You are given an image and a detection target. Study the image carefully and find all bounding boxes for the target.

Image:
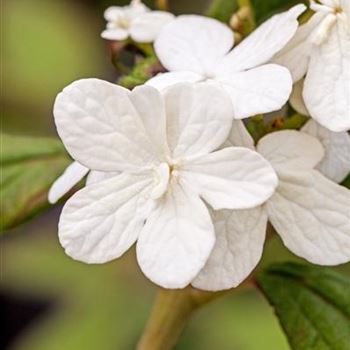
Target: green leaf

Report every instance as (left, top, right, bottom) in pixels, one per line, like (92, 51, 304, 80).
(1, 133, 70, 232)
(257, 262, 350, 350)
(251, 0, 307, 23)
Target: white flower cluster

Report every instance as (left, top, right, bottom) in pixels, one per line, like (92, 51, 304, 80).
(49, 1, 350, 290)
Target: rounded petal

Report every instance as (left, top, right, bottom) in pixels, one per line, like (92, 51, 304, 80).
(217, 4, 306, 74)
(137, 181, 215, 289)
(129, 11, 175, 43)
(219, 64, 293, 119)
(164, 82, 234, 158)
(48, 161, 89, 204)
(54, 79, 165, 172)
(257, 130, 325, 172)
(192, 207, 267, 291)
(154, 15, 234, 75)
(223, 120, 255, 149)
(86, 170, 117, 185)
(104, 6, 124, 21)
(303, 22, 350, 132)
(181, 147, 278, 210)
(267, 170, 350, 265)
(59, 173, 153, 264)
(272, 12, 326, 82)
(302, 119, 350, 182)
(129, 84, 169, 156)
(289, 79, 309, 115)
(146, 71, 203, 90)
(101, 28, 129, 41)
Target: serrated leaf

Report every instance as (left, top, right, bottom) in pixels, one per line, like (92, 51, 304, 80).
(257, 262, 350, 350)
(1, 133, 70, 232)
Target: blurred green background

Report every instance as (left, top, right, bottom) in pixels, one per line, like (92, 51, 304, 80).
(1, 1, 349, 349)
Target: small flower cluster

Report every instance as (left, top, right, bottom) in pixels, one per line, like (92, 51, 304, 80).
(50, 0, 350, 290)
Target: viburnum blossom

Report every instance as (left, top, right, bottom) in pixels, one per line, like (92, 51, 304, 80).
(193, 122, 350, 291)
(146, 5, 306, 118)
(274, 0, 350, 131)
(289, 80, 350, 183)
(101, 0, 174, 43)
(53, 79, 278, 288)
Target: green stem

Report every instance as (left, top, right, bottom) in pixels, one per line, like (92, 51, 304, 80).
(137, 282, 252, 350)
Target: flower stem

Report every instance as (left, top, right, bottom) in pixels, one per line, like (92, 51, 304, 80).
(137, 283, 251, 350)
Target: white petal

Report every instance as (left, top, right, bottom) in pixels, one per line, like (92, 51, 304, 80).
(146, 71, 202, 91)
(303, 22, 350, 132)
(181, 147, 278, 210)
(129, 11, 175, 43)
(137, 181, 215, 289)
(257, 130, 325, 172)
(86, 171, 117, 185)
(59, 172, 153, 264)
(289, 79, 309, 115)
(192, 207, 267, 291)
(104, 6, 124, 21)
(54, 79, 164, 172)
(302, 119, 350, 182)
(101, 28, 129, 41)
(164, 82, 234, 158)
(217, 4, 306, 74)
(129, 84, 169, 156)
(48, 162, 89, 204)
(272, 12, 327, 82)
(223, 120, 255, 150)
(340, 0, 350, 15)
(154, 15, 234, 75)
(219, 64, 292, 119)
(267, 170, 350, 265)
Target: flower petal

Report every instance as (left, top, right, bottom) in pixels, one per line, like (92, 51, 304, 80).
(181, 147, 278, 210)
(303, 22, 350, 132)
(154, 15, 234, 75)
(86, 171, 117, 185)
(101, 28, 129, 41)
(272, 12, 326, 82)
(223, 120, 255, 149)
(267, 170, 350, 265)
(136, 181, 215, 289)
(257, 130, 325, 172)
(219, 64, 292, 119)
(217, 4, 306, 74)
(192, 207, 267, 291)
(48, 161, 89, 204)
(129, 11, 175, 43)
(146, 71, 203, 90)
(289, 79, 309, 115)
(59, 172, 153, 264)
(129, 84, 169, 156)
(302, 119, 350, 182)
(54, 79, 164, 172)
(164, 82, 234, 158)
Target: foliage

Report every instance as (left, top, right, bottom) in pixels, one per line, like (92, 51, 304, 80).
(0, 134, 70, 232)
(257, 262, 350, 350)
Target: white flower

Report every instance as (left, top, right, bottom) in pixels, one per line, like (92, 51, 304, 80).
(289, 80, 350, 183)
(273, 0, 350, 132)
(48, 161, 115, 204)
(146, 5, 306, 119)
(193, 121, 350, 291)
(101, 0, 174, 43)
(53, 79, 278, 289)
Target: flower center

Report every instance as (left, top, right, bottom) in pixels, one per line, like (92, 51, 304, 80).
(150, 160, 183, 199)
(116, 16, 130, 29)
